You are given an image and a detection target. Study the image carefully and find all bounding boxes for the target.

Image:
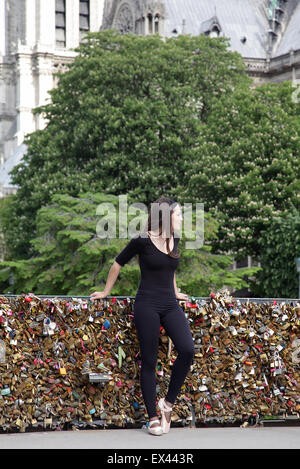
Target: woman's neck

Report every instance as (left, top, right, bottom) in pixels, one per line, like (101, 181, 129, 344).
(148, 230, 173, 239)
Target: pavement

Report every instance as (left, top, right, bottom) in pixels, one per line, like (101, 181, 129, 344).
(0, 426, 299, 449)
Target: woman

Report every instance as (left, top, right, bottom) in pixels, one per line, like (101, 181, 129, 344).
(90, 197, 195, 436)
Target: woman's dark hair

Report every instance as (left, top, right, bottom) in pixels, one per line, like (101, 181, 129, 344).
(143, 196, 180, 259)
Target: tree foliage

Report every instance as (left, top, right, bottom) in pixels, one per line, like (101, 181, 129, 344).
(248, 207, 300, 297)
(0, 30, 297, 297)
(181, 81, 300, 259)
(6, 30, 249, 259)
(0, 192, 255, 296)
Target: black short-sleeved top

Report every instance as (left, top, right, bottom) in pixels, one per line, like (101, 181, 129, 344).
(115, 232, 180, 298)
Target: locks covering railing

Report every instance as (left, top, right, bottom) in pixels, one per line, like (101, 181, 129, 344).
(0, 293, 299, 432)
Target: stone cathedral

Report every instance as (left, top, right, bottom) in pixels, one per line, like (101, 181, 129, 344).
(0, 0, 105, 196)
(101, 0, 300, 86)
(0, 0, 300, 198)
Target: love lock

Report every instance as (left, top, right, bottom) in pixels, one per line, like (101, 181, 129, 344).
(291, 347, 300, 365)
(59, 360, 67, 375)
(89, 373, 111, 384)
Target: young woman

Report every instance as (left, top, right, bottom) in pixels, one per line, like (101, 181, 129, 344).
(90, 197, 195, 436)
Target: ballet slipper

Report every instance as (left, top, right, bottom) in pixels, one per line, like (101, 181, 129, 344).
(148, 418, 163, 436)
(158, 397, 173, 433)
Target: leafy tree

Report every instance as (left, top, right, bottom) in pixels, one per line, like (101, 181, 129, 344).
(1, 30, 295, 296)
(0, 192, 257, 296)
(180, 81, 300, 260)
(0, 193, 140, 295)
(5, 30, 249, 259)
(248, 207, 300, 297)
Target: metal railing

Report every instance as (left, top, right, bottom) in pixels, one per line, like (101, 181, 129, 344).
(2, 294, 299, 304)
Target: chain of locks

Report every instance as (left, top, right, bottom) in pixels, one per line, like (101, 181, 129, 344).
(0, 290, 299, 432)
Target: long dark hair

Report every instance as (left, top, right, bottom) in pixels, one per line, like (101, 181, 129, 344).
(143, 196, 180, 259)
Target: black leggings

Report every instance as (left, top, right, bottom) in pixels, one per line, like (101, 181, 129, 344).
(133, 291, 195, 419)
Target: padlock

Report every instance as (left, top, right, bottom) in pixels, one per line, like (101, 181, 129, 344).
(44, 417, 52, 427)
(59, 360, 67, 375)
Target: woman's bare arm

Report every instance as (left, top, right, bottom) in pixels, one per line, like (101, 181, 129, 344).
(173, 273, 189, 301)
(90, 261, 122, 300)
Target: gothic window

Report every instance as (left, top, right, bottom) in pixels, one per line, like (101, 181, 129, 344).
(55, 0, 66, 48)
(80, 0, 90, 42)
(209, 25, 220, 38)
(117, 4, 134, 34)
(154, 14, 159, 34)
(136, 17, 145, 35)
(148, 13, 153, 34)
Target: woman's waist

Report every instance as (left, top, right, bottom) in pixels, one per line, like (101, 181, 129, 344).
(136, 285, 177, 299)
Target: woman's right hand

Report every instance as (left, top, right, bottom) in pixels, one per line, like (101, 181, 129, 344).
(90, 291, 108, 301)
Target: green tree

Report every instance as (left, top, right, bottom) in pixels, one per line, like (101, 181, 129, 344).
(0, 193, 140, 295)
(0, 192, 257, 296)
(5, 30, 249, 260)
(248, 207, 300, 297)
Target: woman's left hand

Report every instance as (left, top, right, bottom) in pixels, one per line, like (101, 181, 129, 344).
(176, 292, 189, 301)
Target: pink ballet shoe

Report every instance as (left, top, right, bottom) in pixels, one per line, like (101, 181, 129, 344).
(148, 418, 163, 436)
(158, 397, 173, 433)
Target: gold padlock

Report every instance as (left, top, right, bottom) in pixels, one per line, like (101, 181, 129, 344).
(59, 360, 66, 375)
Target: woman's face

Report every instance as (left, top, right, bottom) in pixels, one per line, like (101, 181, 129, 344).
(172, 204, 182, 231)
